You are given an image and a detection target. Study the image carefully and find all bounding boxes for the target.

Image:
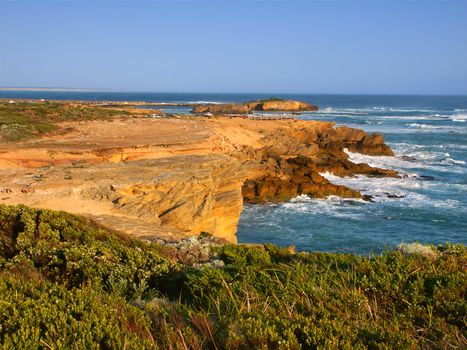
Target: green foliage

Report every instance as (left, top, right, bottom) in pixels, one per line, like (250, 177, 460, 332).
(0, 275, 156, 349)
(0, 204, 466, 349)
(0, 101, 128, 141)
(244, 97, 285, 105)
(257, 97, 285, 102)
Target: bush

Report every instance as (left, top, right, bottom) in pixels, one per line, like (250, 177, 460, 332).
(0, 101, 128, 141)
(0, 204, 466, 349)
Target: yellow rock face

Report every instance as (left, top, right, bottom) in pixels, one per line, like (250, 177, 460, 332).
(193, 99, 318, 114)
(0, 111, 394, 243)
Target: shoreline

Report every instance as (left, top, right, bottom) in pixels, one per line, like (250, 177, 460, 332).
(0, 99, 395, 243)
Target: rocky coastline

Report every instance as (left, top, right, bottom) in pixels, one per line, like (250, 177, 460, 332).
(0, 100, 396, 243)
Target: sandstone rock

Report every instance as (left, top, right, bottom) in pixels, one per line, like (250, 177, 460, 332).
(242, 159, 363, 204)
(240, 123, 398, 203)
(192, 99, 318, 114)
(245, 100, 318, 112)
(0, 114, 397, 243)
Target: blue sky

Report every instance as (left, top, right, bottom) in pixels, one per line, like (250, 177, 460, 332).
(1, 0, 466, 94)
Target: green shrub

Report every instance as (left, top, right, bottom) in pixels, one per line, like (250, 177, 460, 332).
(0, 102, 128, 141)
(0, 204, 465, 349)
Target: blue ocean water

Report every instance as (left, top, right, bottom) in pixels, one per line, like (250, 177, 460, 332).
(2, 91, 466, 253)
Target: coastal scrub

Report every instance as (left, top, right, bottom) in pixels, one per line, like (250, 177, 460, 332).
(0, 101, 129, 141)
(0, 204, 465, 349)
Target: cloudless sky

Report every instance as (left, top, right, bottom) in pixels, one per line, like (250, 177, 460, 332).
(1, 0, 467, 94)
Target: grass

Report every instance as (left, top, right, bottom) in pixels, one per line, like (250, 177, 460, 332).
(244, 97, 286, 104)
(0, 204, 466, 349)
(0, 101, 129, 142)
(256, 97, 285, 103)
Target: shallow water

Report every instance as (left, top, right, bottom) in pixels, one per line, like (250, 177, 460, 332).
(2, 91, 466, 253)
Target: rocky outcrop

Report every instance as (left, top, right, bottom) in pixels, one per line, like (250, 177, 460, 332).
(242, 158, 364, 203)
(0, 155, 247, 243)
(335, 126, 394, 156)
(240, 148, 396, 204)
(0, 111, 396, 243)
(245, 100, 319, 112)
(192, 99, 318, 114)
(237, 122, 397, 204)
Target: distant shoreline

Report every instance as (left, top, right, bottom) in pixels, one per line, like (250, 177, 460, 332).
(1, 88, 466, 97)
(0, 87, 110, 92)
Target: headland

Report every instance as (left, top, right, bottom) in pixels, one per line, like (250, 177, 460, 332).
(0, 99, 396, 243)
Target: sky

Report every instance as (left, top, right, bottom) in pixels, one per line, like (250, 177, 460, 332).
(1, 0, 467, 95)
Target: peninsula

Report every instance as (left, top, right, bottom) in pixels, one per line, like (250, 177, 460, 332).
(0, 99, 395, 242)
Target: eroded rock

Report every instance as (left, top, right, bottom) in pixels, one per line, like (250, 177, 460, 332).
(0, 114, 397, 243)
(193, 99, 318, 114)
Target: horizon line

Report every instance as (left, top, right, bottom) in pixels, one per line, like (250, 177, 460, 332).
(1, 87, 467, 97)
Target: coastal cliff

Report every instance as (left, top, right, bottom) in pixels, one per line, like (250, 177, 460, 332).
(0, 101, 395, 242)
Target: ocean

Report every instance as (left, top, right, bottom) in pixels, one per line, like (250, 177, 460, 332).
(2, 91, 466, 254)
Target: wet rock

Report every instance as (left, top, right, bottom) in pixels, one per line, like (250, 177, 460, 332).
(419, 175, 436, 181)
(385, 193, 405, 198)
(241, 131, 397, 203)
(400, 155, 417, 162)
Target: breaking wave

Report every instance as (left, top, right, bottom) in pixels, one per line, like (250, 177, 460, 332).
(451, 114, 467, 122)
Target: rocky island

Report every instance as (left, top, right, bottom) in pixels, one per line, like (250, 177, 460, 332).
(0, 99, 395, 243)
(192, 98, 319, 114)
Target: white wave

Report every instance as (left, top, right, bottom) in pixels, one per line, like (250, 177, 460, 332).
(317, 107, 365, 115)
(278, 195, 367, 220)
(390, 142, 467, 152)
(407, 123, 443, 129)
(319, 172, 463, 209)
(181, 101, 225, 105)
(403, 122, 466, 133)
(451, 114, 467, 122)
(344, 149, 415, 170)
(289, 194, 367, 205)
(318, 106, 437, 115)
(321, 107, 335, 113)
(345, 149, 466, 175)
(444, 158, 466, 165)
(368, 107, 437, 113)
(379, 115, 447, 121)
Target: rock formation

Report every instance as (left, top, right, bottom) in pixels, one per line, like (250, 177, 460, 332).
(192, 99, 318, 114)
(245, 99, 319, 112)
(236, 123, 397, 204)
(0, 110, 396, 243)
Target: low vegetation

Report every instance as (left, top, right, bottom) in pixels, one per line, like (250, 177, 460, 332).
(0, 101, 129, 141)
(0, 204, 465, 349)
(252, 97, 285, 103)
